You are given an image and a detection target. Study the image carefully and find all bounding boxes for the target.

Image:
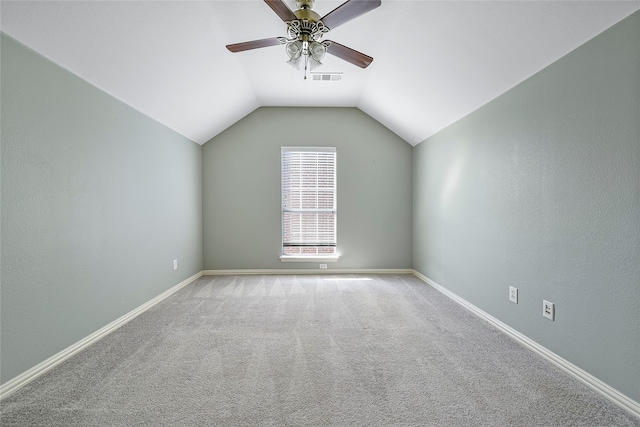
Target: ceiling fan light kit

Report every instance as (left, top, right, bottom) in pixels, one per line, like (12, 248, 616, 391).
(226, 0, 380, 78)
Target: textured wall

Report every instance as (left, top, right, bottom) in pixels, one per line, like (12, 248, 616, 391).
(202, 107, 413, 270)
(413, 12, 640, 401)
(0, 34, 203, 383)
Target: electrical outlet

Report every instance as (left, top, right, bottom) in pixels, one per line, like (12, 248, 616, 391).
(543, 300, 555, 320)
(173, 259, 178, 271)
(319, 264, 327, 269)
(509, 286, 518, 304)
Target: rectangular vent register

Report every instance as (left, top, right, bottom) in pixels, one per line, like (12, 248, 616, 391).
(310, 72, 342, 82)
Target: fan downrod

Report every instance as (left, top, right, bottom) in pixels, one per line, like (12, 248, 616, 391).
(296, 0, 314, 10)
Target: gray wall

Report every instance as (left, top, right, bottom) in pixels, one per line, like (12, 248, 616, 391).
(202, 107, 412, 270)
(413, 12, 640, 401)
(1, 34, 203, 384)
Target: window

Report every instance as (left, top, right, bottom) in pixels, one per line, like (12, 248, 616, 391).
(281, 147, 337, 260)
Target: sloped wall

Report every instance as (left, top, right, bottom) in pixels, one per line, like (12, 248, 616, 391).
(1, 34, 203, 384)
(413, 12, 640, 401)
(202, 107, 413, 270)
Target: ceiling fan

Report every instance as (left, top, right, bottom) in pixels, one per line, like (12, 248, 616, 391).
(226, 0, 381, 74)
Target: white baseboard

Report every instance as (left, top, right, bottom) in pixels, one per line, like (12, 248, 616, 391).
(7, 268, 636, 419)
(0, 271, 203, 400)
(1, 269, 406, 399)
(411, 270, 640, 419)
(203, 269, 414, 275)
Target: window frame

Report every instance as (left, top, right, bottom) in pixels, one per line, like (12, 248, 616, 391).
(280, 146, 339, 263)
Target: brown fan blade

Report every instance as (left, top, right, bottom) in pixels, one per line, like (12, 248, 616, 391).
(226, 37, 282, 53)
(326, 40, 373, 68)
(264, 0, 297, 22)
(321, 0, 381, 30)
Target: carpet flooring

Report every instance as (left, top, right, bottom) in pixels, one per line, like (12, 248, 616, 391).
(1, 274, 638, 426)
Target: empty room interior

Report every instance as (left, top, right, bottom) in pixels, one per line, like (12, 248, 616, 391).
(1, 1, 639, 425)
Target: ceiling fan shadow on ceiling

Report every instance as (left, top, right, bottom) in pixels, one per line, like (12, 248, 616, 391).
(226, 0, 381, 78)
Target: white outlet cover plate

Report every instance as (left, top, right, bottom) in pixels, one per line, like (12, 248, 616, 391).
(543, 300, 555, 320)
(509, 286, 518, 304)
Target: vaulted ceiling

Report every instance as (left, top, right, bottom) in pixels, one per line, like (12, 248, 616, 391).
(2, 1, 638, 146)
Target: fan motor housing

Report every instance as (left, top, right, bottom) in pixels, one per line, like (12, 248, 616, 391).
(294, 8, 321, 23)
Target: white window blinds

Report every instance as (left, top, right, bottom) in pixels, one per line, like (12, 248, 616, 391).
(281, 147, 336, 256)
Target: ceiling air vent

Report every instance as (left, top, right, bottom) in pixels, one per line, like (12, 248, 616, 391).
(310, 72, 343, 82)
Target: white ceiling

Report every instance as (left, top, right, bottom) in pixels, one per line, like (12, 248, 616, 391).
(2, 1, 639, 146)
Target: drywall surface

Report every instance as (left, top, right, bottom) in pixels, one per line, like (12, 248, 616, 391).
(202, 107, 412, 270)
(413, 12, 640, 401)
(0, 33, 203, 384)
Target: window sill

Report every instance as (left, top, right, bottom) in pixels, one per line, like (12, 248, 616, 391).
(279, 256, 340, 263)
